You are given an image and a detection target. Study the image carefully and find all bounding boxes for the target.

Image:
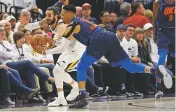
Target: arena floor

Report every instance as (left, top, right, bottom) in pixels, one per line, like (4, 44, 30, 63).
(0, 94, 175, 111)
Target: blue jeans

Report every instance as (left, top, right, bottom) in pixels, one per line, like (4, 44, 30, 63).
(87, 66, 99, 91)
(37, 63, 55, 77)
(8, 69, 32, 94)
(6, 60, 49, 88)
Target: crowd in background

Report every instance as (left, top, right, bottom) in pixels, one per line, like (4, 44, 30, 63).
(0, 0, 175, 106)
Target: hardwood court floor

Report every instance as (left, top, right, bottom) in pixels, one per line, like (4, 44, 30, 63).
(0, 94, 175, 111)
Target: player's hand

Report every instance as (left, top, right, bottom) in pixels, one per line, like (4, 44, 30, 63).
(0, 65, 10, 70)
(131, 57, 141, 63)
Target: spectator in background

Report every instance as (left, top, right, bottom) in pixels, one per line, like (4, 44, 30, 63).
(0, 12, 9, 21)
(109, 12, 118, 30)
(76, 6, 82, 18)
(3, 21, 14, 44)
(99, 10, 114, 32)
(134, 27, 154, 95)
(81, 3, 98, 24)
(53, 0, 69, 14)
(30, 6, 42, 22)
(143, 23, 158, 64)
(6, 16, 16, 32)
(115, 2, 131, 28)
(116, 24, 126, 42)
(144, 9, 153, 22)
(123, 2, 150, 28)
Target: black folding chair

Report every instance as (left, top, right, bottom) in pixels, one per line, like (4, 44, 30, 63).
(9, 6, 24, 19)
(0, 2, 7, 13)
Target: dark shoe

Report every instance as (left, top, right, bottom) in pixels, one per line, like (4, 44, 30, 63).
(69, 94, 88, 108)
(121, 89, 134, 97)
(1, 97, 15, 105)
(97, 86, 109, 96)
(155, 90, 164, 99)
(37, 95, 46, 103)
(133, 91, 143, 97)
(27, 88, 40, 99)
(116, 92, 127, 97)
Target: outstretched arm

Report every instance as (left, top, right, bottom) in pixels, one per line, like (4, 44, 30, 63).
(45, 22, 80, 54)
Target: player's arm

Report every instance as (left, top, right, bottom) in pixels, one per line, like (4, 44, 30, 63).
(153, 0, 160, 39)
(45, 22, 80, 54)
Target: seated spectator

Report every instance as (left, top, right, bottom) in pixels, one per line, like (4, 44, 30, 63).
(116, 24, 126, 42)
(134, 27, 155, 94)
(14, 9, 47, 32)
(76, 6, 82, 18)
(30, 6, 42, 22)
(143, 23, 158, 64)
(0, 65, 39, 104)
(81, 3, 98, 24)
(3, 21, 14, 44)
(0, 27, 55, 90)
(109, 12, 118, 30)
(13, 31, 54, 77)
(99, 10, 114, 32)
(123, 2, 150, 28)
(0, 12, 9, 21)
(114, 2, 131, 28)
(6, 16, 17, 32)
(144, 9, 153, 22)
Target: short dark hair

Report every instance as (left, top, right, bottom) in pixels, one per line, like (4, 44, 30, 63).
(47, 6, 59, 15)
(63, 5, 76, 13)
(99, 10, 109, 17)
(131, 2, 142, 15)
(13, 31, 24, 44)
(126, 24, 136, 29)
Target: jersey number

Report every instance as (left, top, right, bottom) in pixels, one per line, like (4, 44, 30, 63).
(169, 15, 173, 21)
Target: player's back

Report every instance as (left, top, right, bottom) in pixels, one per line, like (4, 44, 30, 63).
(72, 17, 104, 46)
(158, 0, 175, 29)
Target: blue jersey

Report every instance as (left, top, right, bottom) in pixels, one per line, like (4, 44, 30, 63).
(158, 0, 175, 28)
(71, 17, 104, 46)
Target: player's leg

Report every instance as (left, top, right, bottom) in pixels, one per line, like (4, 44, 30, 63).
(48, 55, 79, 106)
(70, 50, 101, 108)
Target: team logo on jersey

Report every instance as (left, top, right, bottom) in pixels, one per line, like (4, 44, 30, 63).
(80, 18, 97, 30)
(164, 0, 175, 4)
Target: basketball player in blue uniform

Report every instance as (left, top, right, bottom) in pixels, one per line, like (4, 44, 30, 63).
(153, 0, 175, 98)
(59, 5, 172, 108)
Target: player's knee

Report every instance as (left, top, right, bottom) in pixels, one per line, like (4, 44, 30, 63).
(77, 62, 89, 72)
(53, 64, 64, 75)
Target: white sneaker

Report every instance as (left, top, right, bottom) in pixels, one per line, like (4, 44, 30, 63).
(47, 95, 67, 107)
(159, 65, 173, 89)
(66, 86, 79, 101)
(155, 91, 164, 99)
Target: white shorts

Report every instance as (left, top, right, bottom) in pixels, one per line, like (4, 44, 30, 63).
(57, 50, 82, 72)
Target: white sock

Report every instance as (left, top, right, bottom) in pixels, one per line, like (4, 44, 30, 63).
(53, 64, 64, 89)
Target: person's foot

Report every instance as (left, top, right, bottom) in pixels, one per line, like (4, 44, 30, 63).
(1, 97, 15, 105)
(27, 88, 40, 99)
(133, 91, 143, 97)
(121, 89, 134, 97)
(158, 65, 173, 89)
(69, 93, 88, 108)
(155, 90, 164, 99)
(97, 86, 109, 96)
(37, 94, 46, 103)
(116, 92, 127, 97)
(66, 85, 79, 101)
(47, 94, 67, 107)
